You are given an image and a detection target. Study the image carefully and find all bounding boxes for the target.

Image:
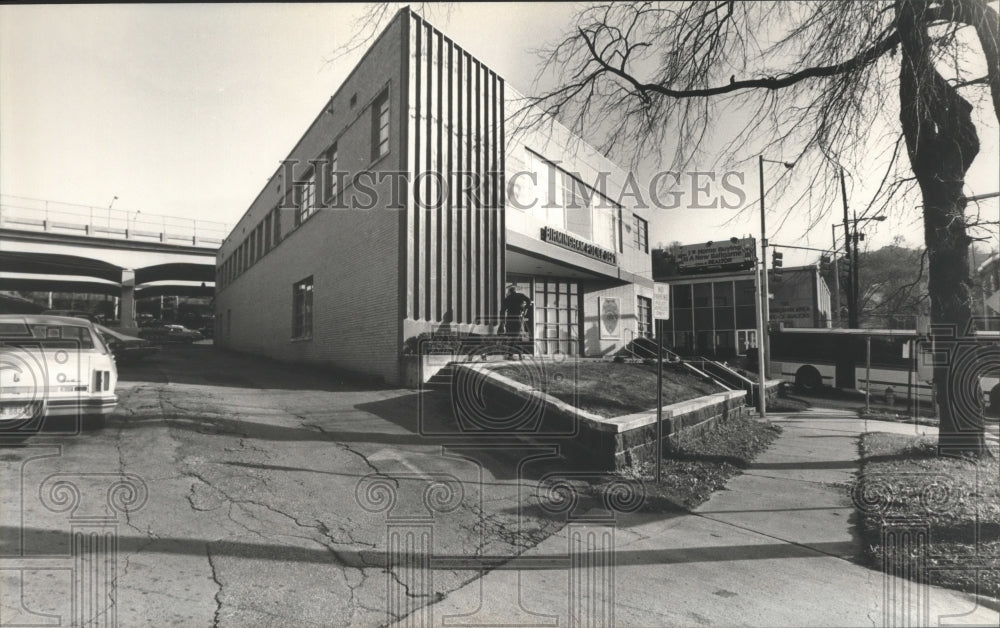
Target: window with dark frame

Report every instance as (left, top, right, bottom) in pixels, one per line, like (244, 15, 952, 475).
(292, 276, 313, 339)
(633, 215, 648, 253)
(372, 89, 390, 161)
(637, 295, 653, 339)
(297, 171, 317, 226)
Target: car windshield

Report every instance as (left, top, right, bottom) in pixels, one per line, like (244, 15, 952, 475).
(0, 322, 97, 350)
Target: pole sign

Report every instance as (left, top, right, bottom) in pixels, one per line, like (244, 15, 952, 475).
(653, 282, 670, 320)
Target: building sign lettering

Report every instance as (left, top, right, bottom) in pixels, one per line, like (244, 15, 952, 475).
(769, 304, 814, 326)
(541, 227, 617, 265)
(676, 238, 756, 273)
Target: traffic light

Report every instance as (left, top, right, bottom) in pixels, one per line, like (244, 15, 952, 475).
(820, 255, 831, 272)
(772, 250, 784, 276)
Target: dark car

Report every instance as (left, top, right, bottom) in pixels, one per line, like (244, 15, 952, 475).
(138, 324, 203, 343)
(96, 325, 159, 363)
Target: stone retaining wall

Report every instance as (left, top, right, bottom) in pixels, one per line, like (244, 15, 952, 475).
(452, 363, 751, 472)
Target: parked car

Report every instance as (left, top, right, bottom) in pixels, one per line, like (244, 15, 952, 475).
(1, 315, 117, 442)
(138, 324, 203, 343)
(42, 309, 103, 325)
(96, 325, 160, 363)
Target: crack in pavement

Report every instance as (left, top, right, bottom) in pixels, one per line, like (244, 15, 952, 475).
(111, 358, 575, 626)
(205, 542, 223, 628)
(294, 416, 399, 487)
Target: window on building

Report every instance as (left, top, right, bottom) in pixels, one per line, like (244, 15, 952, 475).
(264, 214, 272, 252)
(292, 277, 314, 339)
(633, 215, 648, 253)
(372, 90, 390, 161)
(296, 172, 317, 226)
(526, 150, 565, 227)
(637, 295, 653, 339)
(523, 149, 621, 253)
(272, 207, 281, 244)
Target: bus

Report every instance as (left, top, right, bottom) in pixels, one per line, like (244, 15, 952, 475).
(769, 326, 1000, 412)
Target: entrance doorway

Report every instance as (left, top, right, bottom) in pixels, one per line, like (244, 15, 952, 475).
(737, 329, 757, 356)
(507, 275, 582, 356)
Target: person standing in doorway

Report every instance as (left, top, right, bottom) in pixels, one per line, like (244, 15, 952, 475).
(500, 285, 532, 358)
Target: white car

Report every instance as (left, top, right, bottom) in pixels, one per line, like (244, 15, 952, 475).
(1, 315, 117, 441)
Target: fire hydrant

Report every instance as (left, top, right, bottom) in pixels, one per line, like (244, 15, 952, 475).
(884, 386, 895, 406)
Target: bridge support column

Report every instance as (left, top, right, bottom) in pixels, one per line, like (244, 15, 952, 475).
(120, 270, 136, 330)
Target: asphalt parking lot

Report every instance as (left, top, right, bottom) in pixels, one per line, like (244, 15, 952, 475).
(0, 344, 565, 626)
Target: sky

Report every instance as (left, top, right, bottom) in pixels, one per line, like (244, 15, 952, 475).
(2, 3, 997, 268)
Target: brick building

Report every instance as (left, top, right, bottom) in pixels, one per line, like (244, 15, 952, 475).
(214, 9, 654, 384)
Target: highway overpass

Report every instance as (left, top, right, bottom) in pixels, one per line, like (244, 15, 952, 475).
(0, 195, 225, 327)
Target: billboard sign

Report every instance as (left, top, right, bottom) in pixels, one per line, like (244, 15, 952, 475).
(676, 238, 757, 274)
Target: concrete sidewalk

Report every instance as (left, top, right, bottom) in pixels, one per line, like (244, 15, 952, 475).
(401, 408, 999, 627)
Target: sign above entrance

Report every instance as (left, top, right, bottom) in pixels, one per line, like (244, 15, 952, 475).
(541, 227, 617, 266)
(676, 238, 756, 274)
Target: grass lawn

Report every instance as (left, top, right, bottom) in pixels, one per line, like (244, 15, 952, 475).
(597, 414, 783, 511)
(490, 360, 722, 418)
(856, 432, 1000, 598)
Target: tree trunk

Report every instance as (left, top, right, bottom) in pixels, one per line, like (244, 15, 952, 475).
(897, 0, 985, 454)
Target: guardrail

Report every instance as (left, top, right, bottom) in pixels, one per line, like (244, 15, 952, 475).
(0, 195, 229, 248)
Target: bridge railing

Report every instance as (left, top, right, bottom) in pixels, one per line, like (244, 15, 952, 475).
(0, 195, 229, 247)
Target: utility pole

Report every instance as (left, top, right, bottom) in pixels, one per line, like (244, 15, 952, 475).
(840, 169, 855, 328)
(831, 224, 841, 327)
(853, 210, 861, 327)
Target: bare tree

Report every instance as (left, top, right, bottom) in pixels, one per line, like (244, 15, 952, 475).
(334, 2, 997, 452)
(524, 0, 999, 454)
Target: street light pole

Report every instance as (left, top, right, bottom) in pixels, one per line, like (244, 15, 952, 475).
(758, 155, 795, 377)
(758, 155, 769, 377)
(754, 255, 767, 418)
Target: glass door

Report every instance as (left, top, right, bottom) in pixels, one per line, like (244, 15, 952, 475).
(737, 329, 757, 356)
(533, 280, 581, 356)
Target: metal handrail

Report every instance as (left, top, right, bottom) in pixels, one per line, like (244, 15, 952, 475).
(0, 194, 229, 247)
